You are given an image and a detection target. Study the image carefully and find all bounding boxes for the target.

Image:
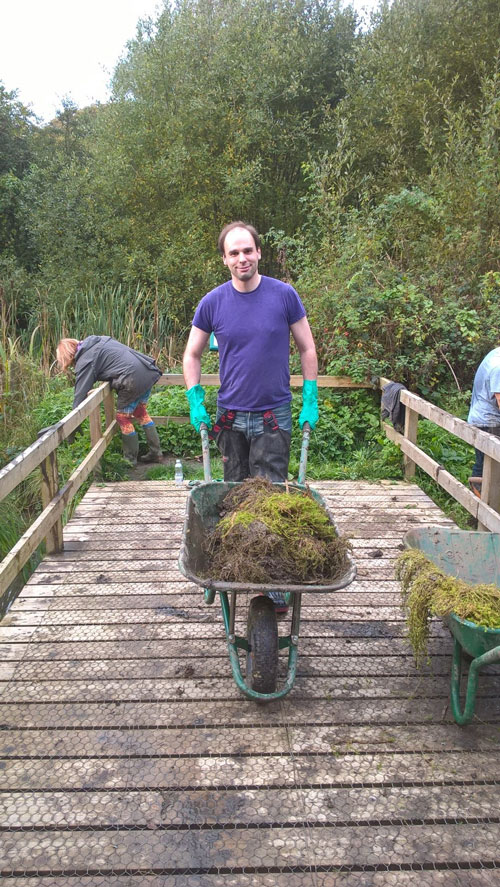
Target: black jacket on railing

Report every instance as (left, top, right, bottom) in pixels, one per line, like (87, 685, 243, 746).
(381, 381, 407, 434)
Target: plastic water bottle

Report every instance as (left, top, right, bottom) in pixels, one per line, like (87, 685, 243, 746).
(174, 459, 183, 484)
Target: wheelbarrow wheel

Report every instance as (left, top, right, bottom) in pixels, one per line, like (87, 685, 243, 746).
(246, 595, 279, 695)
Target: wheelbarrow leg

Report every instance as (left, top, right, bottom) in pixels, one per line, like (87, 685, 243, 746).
(451, 639, 500, 725)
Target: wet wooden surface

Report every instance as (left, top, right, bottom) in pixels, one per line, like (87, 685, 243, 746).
(1, 479, 500, 886)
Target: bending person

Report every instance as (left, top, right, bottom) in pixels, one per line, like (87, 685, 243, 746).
(56, 336, 163, 466)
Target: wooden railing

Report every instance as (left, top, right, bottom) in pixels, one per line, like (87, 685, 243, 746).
(150, 374, 375, 424)
(0, 383, 116, 613)
(379, 377, 500, 533)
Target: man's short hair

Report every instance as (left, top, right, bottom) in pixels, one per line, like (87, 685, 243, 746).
(217, 221, 261, 256)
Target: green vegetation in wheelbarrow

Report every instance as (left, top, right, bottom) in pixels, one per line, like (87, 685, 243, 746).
(395, 548, 500, 667)
(202, 476, 352, 585)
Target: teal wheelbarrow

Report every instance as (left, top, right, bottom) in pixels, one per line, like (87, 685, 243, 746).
(404, 526, 500, 725)
(178, 423, 356, 702)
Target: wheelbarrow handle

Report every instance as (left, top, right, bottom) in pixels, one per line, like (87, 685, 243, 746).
(200, 423, 212, 482)
(297, 421, 311, 485)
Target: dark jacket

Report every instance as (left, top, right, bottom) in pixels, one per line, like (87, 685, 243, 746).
(73, 336, 162, 410)
(381, 381, 407, 433)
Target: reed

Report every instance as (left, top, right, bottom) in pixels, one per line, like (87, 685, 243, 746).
(25, 284, 180, 367)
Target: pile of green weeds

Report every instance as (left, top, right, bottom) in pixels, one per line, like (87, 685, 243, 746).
(204, 476, 351, 584)
(396, 548, 500, 666)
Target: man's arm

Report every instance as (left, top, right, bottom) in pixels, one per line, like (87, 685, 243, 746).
(290, 316, 318, 380)
(183, 326, 210, 388)
(494, 393, 500, 410)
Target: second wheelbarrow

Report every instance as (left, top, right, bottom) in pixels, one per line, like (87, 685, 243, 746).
(178, 423, 356, 702)
(404, 526, 500, 725)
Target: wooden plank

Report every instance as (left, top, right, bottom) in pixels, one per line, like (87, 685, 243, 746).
(7, 671, 491, 703)
(4, 696, 498, 730)
(0, 634, 452, 661)
(1, 784, 498, 829)
(150, 415, 189, 424)
(8, 590, 404, 611)
(2, 749, 500, 790)
(3, 652, 454, 681)
(2, 722, 496, 758)
(2, 822, 498, 873)
(2, 604, 414, 626)
(1, 872, 496, 887)
(0, 612, 448, 639)
(156, 373, 374, 389)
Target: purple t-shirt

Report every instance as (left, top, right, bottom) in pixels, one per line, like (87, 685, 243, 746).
(192, 275, 306, 410)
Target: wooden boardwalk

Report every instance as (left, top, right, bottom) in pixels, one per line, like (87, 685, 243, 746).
(1, 479, 500, 886)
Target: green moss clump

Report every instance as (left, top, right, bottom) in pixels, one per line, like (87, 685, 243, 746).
(204, 476, 351, 584)
(395, 549, 500, 666)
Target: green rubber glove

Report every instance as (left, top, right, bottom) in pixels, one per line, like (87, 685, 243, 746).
(186, 384, 212, 432)
(298, 379, 319, 430)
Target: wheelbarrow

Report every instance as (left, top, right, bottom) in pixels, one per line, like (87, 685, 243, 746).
(404, 526, 500, 725)
(178, 423, 356, 702)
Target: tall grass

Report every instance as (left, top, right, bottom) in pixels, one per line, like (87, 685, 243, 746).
(26, 284, 181, 368)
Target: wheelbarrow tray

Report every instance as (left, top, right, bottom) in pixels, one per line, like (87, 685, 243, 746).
(404, 526, 500, 656)
(403, 526, 500, 724)
(179, 481, 356, 594)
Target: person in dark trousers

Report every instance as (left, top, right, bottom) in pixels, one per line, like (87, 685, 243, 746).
(467, 346, 500, 498)
(56, 336, 163, 466)
(182, 221, 319, 612)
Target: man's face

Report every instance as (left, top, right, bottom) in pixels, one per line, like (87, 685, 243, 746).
(222, 227, 261, 289)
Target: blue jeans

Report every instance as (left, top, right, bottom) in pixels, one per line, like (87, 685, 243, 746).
(216, 403, 292, 436)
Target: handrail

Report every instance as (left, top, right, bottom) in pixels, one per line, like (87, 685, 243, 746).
(156, 373, 375, 388)
(0, 382, 116, 612)
(379, 377, 500, 532)
(150, 373, 375, 425)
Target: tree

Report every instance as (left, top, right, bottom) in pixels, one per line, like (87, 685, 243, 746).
(0, 85, 37, 269)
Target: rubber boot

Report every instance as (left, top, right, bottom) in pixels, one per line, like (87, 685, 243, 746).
(216, 428, 250, 481)
(122, 432, 139, 466)
(249, 428, 291, 482)
(140, 423, 163, 463)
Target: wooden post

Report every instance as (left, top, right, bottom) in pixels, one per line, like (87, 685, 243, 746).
(103, 385, 115, 430)
(40, 449, 63, 554)
(478, 454, 500, 531)
(89, 403, 102, 448)
(403, 406, 418, 480)
(89, 403, 103, 480)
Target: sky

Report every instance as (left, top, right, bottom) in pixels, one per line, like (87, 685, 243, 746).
(1, 0, 380, 125)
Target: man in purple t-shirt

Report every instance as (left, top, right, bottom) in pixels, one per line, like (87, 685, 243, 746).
(183, 221, 318, 484)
